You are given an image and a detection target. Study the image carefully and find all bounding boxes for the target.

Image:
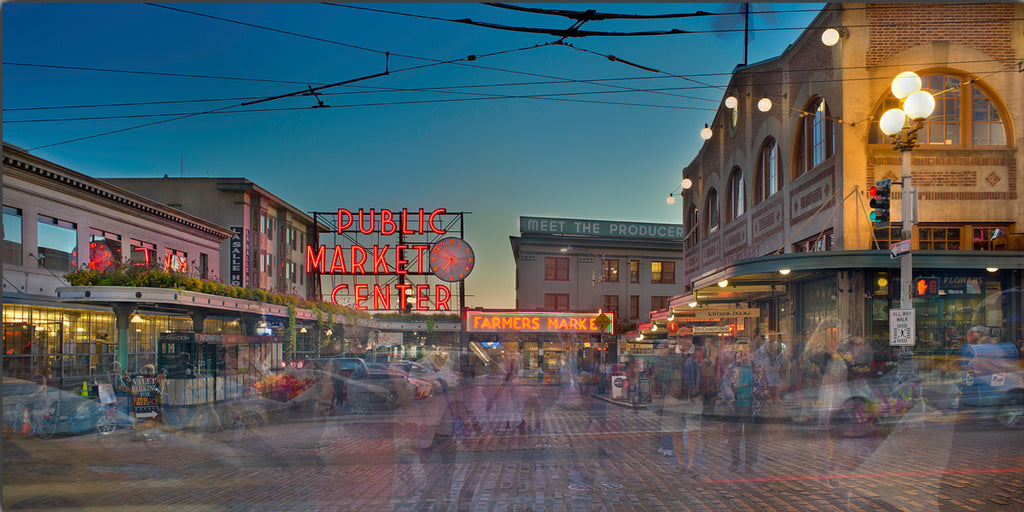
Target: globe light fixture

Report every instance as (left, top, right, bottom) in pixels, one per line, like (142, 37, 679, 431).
(757, 98, 772, 112)
(821, 28, 842, 46)
(903, 90, 936, 120)
(724, 96, 738, 109)
(879, 108, 909, 136)
(891, 71, 922, 99)
(700, 124, 713, 140)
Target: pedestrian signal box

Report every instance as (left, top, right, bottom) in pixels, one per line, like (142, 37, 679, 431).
(914, 277, 939, 298)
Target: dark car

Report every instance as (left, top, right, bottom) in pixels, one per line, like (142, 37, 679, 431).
(3, 378, 132, 438)
(303, 358, 412, 414)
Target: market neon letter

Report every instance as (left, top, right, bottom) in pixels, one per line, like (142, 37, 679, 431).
(306, 244, 326, 272)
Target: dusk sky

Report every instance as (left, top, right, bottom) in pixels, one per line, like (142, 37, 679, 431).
(3, 2, 824, 309)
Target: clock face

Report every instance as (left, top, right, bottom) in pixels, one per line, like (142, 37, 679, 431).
(429, 237, 475, 282)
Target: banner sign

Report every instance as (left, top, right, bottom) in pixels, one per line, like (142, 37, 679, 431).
(467, 311, 615, 334)
(130, 376, 161, 418)
(694, 307, 759, 319)
(520, 216, 686, 240)
(228, 226, 244, 286)
(692, 325, 731, 334)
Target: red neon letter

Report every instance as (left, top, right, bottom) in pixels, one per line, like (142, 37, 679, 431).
(412, 245, 429, 273)
(330, 246, 347, 273)
(330, 284, 348, 305)
(373, 285, 391, 310)
(358, 209, 375, 235)
(380, 210, 397, 235)
(350, 245, 367, 273)
(394, 245, 409, 275)
(435, 285, 451, 311)
(337, 209, 353, 233)
(400, 208, 414, 235)
(428, 208, 447, 235)
(415, 284, 430, 311)
(372, 245, 390, 274)
(354, 284, 369, 310)
(306, 245, 326, 273)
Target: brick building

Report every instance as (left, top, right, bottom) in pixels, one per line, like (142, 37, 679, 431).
(650, 3, 1023, 358)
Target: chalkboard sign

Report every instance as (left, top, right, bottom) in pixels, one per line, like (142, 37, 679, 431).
(130, 377, 161, 419)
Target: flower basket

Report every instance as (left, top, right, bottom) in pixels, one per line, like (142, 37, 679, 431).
(253, 374, 314, 402)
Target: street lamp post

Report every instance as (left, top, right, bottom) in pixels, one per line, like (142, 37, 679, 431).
(879, 71, 935, 383)
(561, 245, 610, 388)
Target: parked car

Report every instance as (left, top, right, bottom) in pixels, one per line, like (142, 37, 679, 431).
(367, 363, 429, 399)
(303, 358, 412, 414)
(960, 342, 1024, 428)
(3, 378, 132, 438)
(392, 360, 455, 391)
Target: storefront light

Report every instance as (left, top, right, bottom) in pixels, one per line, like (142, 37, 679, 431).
(779, 269, 791, 275)
(987, 267, 999, 272)
(718, 280, 729, 287)
(688, 301, 698, 308)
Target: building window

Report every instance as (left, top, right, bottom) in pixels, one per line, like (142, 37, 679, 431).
(651, 296, 669, 312)
(164, 248, 188, 272)
(199, 253, 209, 279)
(704, 189, 719, 235)
(88, 228, 122, 271)
(287, 261, 297, 282)
(603, 295, 619, 318)
(262, 212, 275, 241)
(629, 295, 640, 320)
(544, 256, 569, 281)
(603, 259, 619, 283)
(869, 75, 1006, 148)
(651, 261, 675, 284)
(129, 239, 157, 268)
(793, 230, 834, 253)
(37, 214, 77, 271)
(796, 98, 834, 176)
(300, 264, 305, 285)
(756, 137, 780, 204)
(629, 260, 639, 283)
(687, 206, 700, 248)
(919, 226, 962, 251)
(544, 293, 569, 311)
(726, 167, 745, 223)
(261, 253, 274, 276)
(287, 225, 298, 251)
(3, 206, 23, 265)
(872, 223, 902, 250)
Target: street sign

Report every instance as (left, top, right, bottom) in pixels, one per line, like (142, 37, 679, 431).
(889, 309, 916, 346)
(890, 239, 911, 258)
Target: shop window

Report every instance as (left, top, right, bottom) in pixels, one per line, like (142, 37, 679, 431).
(971, 226, 1011, 250)
(88, 228, 122, 271)
(793, 229, 834, 253)
(544, 293, 569, 311)
(869, 75, 1007, 148)
(603, 259, 619, 283)
(704, 189, 719, 236)
(755, 137, 781, 204)
(726, 167, 745, 223)
(164, 248, 188, 273)
(37, 214, 77, 271)
(629, 295, 640, 320)
(651, 261, 675, 284)
(795, 97, 834, 177)
(129, 239, 157, 268)
(544, 256, 569, 281)
(629, 260, 639, 283)
(3, 206, 23, 265)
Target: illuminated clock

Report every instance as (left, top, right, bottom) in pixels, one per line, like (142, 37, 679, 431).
(429, 237, 475, 282)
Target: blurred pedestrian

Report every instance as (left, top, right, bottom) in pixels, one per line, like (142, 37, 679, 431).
(721, 340, 771, 473)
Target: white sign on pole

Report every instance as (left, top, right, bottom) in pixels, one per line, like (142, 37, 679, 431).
(889, 309, 916, 346)
(889, 240, 911, 258)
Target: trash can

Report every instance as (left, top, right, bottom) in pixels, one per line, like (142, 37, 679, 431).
(961, 342, 1022, 407)
(610, 373, 627, 400)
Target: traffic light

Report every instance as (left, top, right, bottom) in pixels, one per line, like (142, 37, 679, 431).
(914, 277, 940, 298)
(869, 179, 892, 227)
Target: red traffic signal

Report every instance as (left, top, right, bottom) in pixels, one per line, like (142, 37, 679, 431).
(869, 179, 891, 227)
(914, 277, 940, 298)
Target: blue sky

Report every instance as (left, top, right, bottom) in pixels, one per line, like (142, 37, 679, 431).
(3, 2, 823, 309)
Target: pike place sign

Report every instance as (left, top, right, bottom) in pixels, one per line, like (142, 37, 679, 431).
(694, 307, 760, 320)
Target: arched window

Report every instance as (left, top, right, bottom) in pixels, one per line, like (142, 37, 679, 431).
(869, 75, 1006, 147)
(795, 98, 834, 177)
(704, 188, 719, 236)
(726, 167, 745, 223)
(755, 137, 781, 204)
(686, 205, 700, 248)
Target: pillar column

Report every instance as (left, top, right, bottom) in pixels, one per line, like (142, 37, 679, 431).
(112, 304, 132, 369)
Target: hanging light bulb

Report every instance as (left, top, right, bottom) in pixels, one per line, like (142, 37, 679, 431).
(758, 98, 773, 112)
(700, 124, 713, 140)
(666, 193, 676, 205)
(681, 178, 693, 190)
(724, 96, 738, 109)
